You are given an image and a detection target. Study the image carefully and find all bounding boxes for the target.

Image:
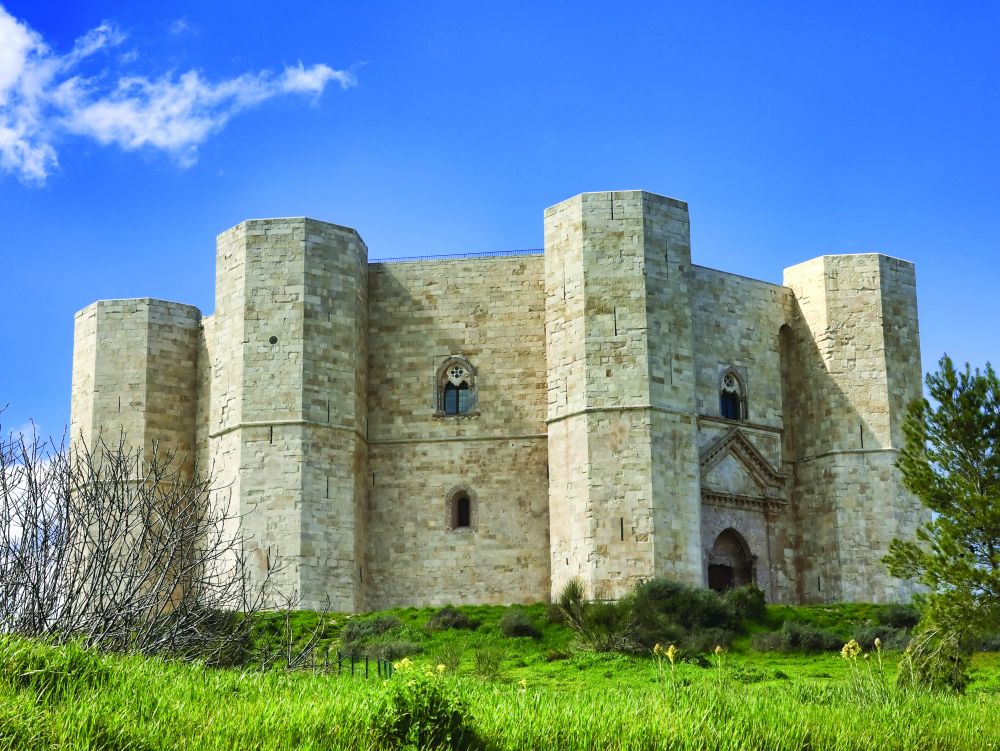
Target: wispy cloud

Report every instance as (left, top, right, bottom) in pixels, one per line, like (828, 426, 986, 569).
(0, 5, 355, 184)
(167, 17, 194, 37)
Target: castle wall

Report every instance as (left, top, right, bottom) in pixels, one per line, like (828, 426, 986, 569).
(68, 191, 928, 612)
(687, 266, 797, 600)
(365, 255, 549, 608)
(641, 196, 705, 589)
(689, 267, 791, 433)
(783, 254, 927, 603)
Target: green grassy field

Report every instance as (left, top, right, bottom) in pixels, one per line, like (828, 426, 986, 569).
(2, 602, 999, 750)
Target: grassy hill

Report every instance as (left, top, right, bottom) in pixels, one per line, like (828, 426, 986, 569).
(4, 600, 999, 750)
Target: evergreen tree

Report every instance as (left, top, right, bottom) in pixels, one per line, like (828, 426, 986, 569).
(884, 355, 1000, 689)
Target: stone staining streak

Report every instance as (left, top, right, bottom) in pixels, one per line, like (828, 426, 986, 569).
(69, 190, 927, 611)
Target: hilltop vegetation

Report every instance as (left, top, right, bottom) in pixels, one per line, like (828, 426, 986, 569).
(1, 607, 999, 751)
(4, 595, 999, 751)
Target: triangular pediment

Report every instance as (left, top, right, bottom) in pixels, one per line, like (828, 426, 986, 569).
(702, 452, 766, 498)
(699, 428, 786, 501)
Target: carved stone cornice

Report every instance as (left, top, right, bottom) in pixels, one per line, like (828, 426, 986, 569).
(701, 489, 788, 513)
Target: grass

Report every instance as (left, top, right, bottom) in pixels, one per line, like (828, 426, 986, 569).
(2, 602, 999, 750)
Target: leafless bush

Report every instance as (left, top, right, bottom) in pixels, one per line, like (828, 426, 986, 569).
(0, 423, 276, 664)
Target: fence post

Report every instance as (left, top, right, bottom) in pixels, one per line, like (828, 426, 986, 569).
(365, 656, 369, 679)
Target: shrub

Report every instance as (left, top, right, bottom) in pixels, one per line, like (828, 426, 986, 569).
(749, 631, 784, 652)
(429, 643, 464, 672)
(374, 661, 477, 750)
(729, 664, 769, 684)
(364, 640, 422, 662)
(426, 607, 479, 632)
(877, 604, 921, 629)
(544, 649, 572, 662)
(783, 621, 842, 653)
(750, 621, 841, 653)
(499, 609, 541, 639)
(629, 578, 738, 651)
(897, 626, 970, 693)
(341, 616, 403, 643)
(682, 628, 737, 655)
(724, 585, 767, 623)
(472, 638, 506, 681)
(853, 625, 909, 652)
(340, 616, 411, 659)
(974, 631, 1000, 651)
(545, 602, 565, 625)
(557, 578, 636, 652)
(631, 578, 739, 633)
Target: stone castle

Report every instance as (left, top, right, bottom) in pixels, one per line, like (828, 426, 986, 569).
(70, 190, 927, 612)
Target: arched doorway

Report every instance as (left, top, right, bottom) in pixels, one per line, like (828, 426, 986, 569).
(708, 528, 754, 592)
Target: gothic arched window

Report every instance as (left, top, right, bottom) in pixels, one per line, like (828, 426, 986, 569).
(437, 357, 476, 416)
(719, 369, 746, 421)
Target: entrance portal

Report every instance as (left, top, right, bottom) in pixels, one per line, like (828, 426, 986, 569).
(708, 528, 754, 592)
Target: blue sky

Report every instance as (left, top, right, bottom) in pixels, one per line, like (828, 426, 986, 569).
(1, 1, 998, 441)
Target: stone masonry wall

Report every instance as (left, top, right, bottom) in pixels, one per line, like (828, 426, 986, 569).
(68, 193, 928, 612)
(71, 299, 200, 469)
(204, 219, 368, 611)
(783, 254, 927, 603)
(365, 255, 549, 608)
(688, 267, 796, 600)
(545, 191, 703, 600)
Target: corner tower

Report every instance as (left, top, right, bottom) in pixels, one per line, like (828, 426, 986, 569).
(782, 254, 926, 602)
(544, 191, 703, 599)
(207, 219, 368, 611)
(71, 299, 200, 469)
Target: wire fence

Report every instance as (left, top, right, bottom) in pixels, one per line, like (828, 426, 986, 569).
(326, 650, 394, 679)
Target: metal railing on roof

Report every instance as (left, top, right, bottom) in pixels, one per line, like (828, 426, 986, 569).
(370, 248, 543, 264)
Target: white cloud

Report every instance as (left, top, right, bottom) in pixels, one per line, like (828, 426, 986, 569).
(280, 62, 355, 94)
(0, 5, 355, 184)
(168, 17, 194, 36)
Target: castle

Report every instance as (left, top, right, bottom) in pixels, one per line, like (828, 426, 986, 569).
(70, 190, 927, 612)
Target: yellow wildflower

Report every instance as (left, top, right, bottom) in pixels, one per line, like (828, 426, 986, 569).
(666, 644, 679, 665)
(518, 678, 527, 689)
(840, 640, 862, 660)
(393, 657, 414, 672)
(653, 643, 663, 656)
(714, 645, 726, 656)
(437, 664, 447, 674)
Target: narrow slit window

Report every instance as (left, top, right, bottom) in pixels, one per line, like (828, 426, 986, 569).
(455, 494, 471, 528)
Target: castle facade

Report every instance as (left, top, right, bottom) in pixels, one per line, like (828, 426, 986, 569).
(70, 191, 926, 611)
